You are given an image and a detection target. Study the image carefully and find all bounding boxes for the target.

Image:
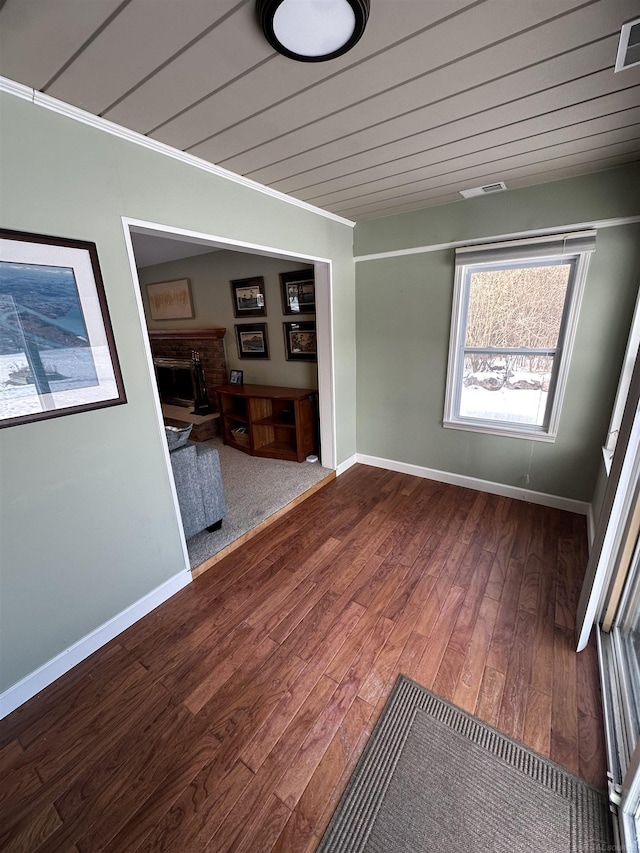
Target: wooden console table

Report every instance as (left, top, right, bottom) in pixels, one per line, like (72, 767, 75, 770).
(214, 384, 318, 463)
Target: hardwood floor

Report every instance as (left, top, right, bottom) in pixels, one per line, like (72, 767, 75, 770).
(0, 464, 607, 852)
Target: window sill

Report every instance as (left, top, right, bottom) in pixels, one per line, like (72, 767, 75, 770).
(443, 418, 557, 443)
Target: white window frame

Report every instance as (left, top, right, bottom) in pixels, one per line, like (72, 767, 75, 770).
(603, 283, 640, 473)
(443, 231, 596, 442)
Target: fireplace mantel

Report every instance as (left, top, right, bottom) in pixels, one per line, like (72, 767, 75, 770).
(149, 328, 226, 341)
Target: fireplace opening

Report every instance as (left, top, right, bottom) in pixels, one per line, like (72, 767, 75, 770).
(154, 352, 212, 414)
(154, 357, 194, 406)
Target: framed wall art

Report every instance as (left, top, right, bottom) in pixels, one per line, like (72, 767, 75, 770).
(146, 278, 194, 320)
(280, 269, 316, 315)
(0, 229, 126, 429)
(235, 323, 270, 359)
(283, 321, 317, 361)
(231, 277, 266, 317)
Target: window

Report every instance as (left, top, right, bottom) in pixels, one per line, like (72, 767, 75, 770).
(444, 231, 596, 441)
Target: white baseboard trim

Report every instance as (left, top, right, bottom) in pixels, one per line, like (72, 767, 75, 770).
(0, 570, 191, 720)
(336, 454, 358, 476)
(355, 453, 591, 516)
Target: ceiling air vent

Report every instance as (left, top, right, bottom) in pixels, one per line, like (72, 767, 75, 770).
(459, 182, 507, 199)
(615, 18, 640, 72)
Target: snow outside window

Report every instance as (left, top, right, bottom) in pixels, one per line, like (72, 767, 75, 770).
(443, 231, 596, 442)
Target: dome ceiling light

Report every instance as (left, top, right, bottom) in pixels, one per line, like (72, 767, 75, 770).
(257, 0, 370, 62)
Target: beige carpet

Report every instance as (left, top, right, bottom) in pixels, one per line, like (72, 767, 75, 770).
(185, 437, 332, 569)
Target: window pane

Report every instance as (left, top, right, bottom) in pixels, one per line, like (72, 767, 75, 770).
(459, 353, 553, 426)
(465, 264, 571, 348)
(617, 542, 640, 746)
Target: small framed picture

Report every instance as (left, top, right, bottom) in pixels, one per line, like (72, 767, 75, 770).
(283, 321, 316, 362)
(231, 277, 266, 317)
(280, 269, 315, 315)
(235, 323, 269, 359)
(229, 369, 244, 385)
(146, 278, 194, 320)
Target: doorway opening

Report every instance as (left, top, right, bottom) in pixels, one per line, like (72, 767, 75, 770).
(121, 218, 336, 573)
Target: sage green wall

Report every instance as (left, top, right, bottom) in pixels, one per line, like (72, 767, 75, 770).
(138, 251, 319, 389)
(354, 165, 640, 503)
(355, 165, 640, 256)
(0, 93, 354, 694)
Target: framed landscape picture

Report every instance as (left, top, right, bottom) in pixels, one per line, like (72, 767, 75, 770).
(235, 323, 269, 359)
(0, 229, 126, 429)
(146, 278, 193, 320)
(283, 321, 317, 361)
(280, 269, 316, 315)
(231, 277, 266, 317)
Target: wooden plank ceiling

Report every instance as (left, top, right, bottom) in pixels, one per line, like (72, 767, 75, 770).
(1, 0, 639, 221)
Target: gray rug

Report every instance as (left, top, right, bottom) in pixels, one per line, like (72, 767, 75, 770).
(318, 675, 613, 853)
(186, 437, 332, 568)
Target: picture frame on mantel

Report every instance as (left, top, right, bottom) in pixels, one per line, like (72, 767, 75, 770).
(146, 278, 194, 321)
(235, 323, 270, 359)
(0, 228, 127, 429)
(231, 277, 266, 318)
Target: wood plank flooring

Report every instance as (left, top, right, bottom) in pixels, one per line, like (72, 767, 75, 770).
(0, 464, 607, 852)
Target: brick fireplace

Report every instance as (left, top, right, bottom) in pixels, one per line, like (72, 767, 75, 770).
(148, 328, 227, 439)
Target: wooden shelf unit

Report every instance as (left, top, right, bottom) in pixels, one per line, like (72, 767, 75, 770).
(215, 384, 318, 463)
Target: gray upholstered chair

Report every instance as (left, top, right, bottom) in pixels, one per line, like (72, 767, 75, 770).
(165, 426, 226, 539)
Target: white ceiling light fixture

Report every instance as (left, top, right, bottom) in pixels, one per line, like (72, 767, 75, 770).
(615, 18, 640, 72)
(257, 0, 370, 62)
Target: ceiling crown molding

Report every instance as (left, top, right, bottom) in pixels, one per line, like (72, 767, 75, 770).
(0, 76, 355, 229)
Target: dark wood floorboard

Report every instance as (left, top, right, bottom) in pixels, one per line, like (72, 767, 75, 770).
(0, 465, 606, 852)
